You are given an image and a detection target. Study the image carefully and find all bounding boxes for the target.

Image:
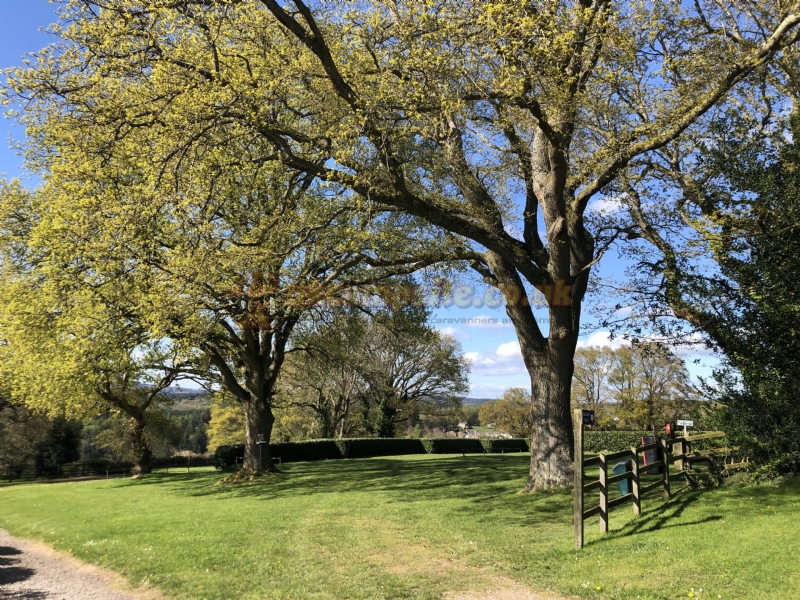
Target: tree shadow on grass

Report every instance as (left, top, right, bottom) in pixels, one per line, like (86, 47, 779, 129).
(199, 456, 529, 500)
(114, 455, 583, 531)
(583, 489, 724, 547)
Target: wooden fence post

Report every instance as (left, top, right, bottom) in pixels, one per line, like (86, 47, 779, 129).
(661, 438, 671, 499)
(573, 409, 584, 550)
(631, 447, 641, 516)
(599, 454, 608, 534)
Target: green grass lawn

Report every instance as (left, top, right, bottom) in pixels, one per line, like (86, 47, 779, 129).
(1, 454, 798, 600)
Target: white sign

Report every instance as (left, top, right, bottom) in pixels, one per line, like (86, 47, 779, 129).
(677, 420, 694, 427)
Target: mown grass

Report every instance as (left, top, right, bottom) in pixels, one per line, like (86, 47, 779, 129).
(1, 454, 798, 600)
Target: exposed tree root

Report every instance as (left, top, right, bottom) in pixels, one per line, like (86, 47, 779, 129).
(215, 468, 280, 485)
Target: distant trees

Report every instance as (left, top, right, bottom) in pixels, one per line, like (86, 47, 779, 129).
(205, 303, 470, 446)
(478, 389, 532, 438)
(571, 344, 701, 430)
(572, 348, 616, 416)
(280, 302, 470, 439)
(0, 393, 83, 478)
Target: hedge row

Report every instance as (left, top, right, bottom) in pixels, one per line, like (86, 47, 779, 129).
(583, 431, 724, 453)
(583, 431, 654, 453)
(337, 438, 425, 458)
(214, 437, 531, 469)
(215, 431, 720, 469)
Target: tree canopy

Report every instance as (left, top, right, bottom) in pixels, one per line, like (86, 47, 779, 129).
(4, 0, 800, 486)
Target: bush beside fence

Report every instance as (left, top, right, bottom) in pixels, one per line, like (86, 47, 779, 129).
(583, 431, 653, 453)
(583, 430, 720, 454)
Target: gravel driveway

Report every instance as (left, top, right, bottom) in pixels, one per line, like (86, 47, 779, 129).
(0, 530, 161, 600)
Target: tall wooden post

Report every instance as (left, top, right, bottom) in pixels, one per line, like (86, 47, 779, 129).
(573, 409, 584, 550)
(630, 447, 641, 516)
(661, 438, 671, 499)
(599, 454, 608, 534)
(674, 437, 684, 471)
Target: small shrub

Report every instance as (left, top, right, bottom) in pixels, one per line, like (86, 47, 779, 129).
(214, 444, 244, 470)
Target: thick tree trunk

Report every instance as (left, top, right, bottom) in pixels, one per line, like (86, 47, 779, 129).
(523, 316, 577, 491)
(130, 417, 152, 476)
(241, 397, 277, 474)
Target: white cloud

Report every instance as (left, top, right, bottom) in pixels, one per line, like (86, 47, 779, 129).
(588, 194, 625, 215)
(465, 341, 526, 376)
(437, 326, 471, 342)
(576, 331, 630, 350)
(496, 341, 521, 357)
(614, 306, 633, 318)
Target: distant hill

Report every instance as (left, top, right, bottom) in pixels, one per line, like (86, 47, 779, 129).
(462, 397, 495, 406)
(163, 388, 213, 412)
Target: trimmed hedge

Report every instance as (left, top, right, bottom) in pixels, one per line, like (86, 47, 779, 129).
(214, 436, 532, 469)
(481, 438, 530, 453)
(216, 432, 722, 469)
(271, 440, 342, 463)
(584, 431, 653, 453)
(420, 438, 485, 454)
(582, 430, 726, 453)
(335, 438, 426, 459)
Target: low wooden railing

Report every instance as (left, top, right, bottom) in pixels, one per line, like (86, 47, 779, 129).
(572, 411, 745, 549)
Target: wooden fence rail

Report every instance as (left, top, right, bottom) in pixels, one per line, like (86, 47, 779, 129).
(573, 410, 741, 549)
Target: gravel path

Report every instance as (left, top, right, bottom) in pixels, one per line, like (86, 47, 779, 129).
(0, 530, 161, 600)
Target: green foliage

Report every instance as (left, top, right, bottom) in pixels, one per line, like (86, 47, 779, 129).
(0, 401, 51, 475)
(207, 394, 246, 451)
(34, 417, 83, 469)
(477, 388, 532, 437)
(583, 431, 655, 454)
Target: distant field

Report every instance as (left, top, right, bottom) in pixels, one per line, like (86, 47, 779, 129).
(1, 454, 798, 600)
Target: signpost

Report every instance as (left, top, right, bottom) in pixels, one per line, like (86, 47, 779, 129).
(677, 419, 694, 436)
(582, 410, 595, 426)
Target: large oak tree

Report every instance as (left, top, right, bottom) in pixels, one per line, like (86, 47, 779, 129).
(6, 0, 800, 487)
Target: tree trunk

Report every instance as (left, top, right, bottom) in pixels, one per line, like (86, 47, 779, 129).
(523, 317, 577, 491)
(130, 417, 152, 475)
(241, 397, 278, 474)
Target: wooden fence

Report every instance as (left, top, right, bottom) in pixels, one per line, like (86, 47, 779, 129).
(573, 410, 745, 549)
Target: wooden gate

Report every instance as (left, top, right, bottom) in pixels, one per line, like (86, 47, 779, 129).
(572, 410, 744, 549)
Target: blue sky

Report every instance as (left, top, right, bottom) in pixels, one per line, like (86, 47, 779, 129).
(0, 3, 720, 398)
(0, 2, 59, 182)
